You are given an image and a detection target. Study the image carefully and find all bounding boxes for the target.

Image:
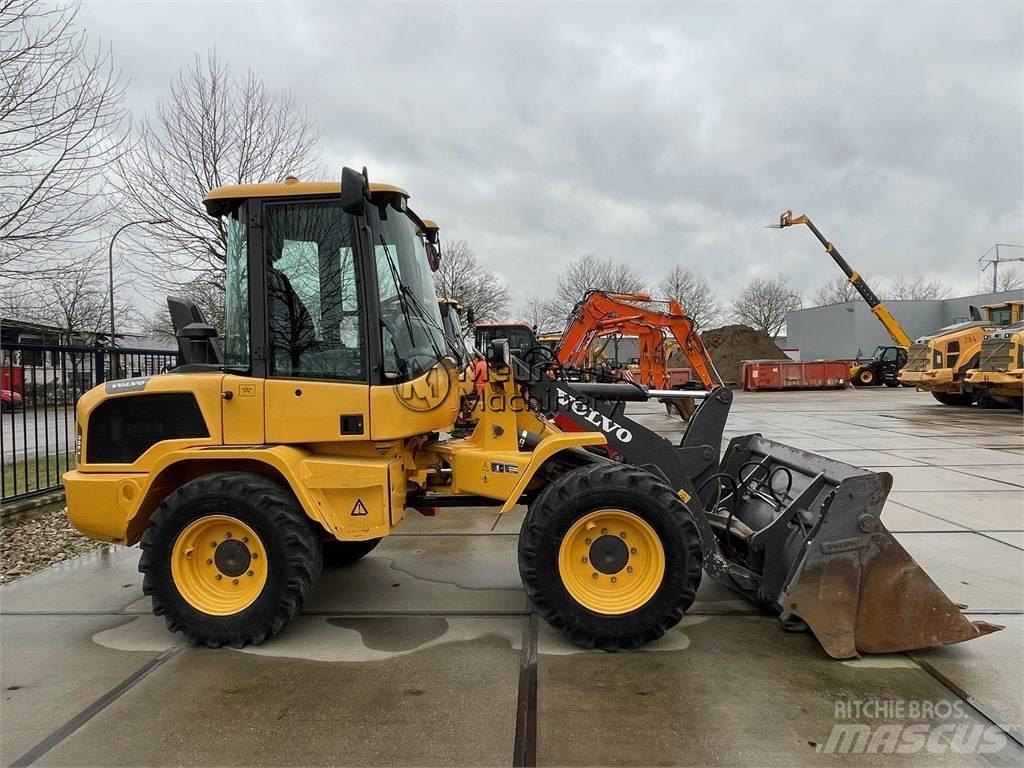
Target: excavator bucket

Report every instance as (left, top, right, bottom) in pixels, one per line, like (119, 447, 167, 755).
(706, 435, 1002, 659)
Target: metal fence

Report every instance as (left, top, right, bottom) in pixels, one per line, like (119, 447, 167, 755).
(1, 342, 178, 503)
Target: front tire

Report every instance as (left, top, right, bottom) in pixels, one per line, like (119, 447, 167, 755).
(854, 368, 876, 387)
(140, 471, 322, 648)
(518, 464, 702, 650)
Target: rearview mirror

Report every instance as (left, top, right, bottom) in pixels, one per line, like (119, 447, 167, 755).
(489, 338, 511, 370)
(425, 241, 441, 272)
(340, 166, 368, 215)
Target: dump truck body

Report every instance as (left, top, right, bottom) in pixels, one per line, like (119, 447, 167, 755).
(900, 300, 1023, 404)
(965, 322, 1024, 403)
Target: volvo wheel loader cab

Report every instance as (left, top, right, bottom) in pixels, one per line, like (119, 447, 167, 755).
(966, 321, 1024, 408)
(63, 168, 999, 657)
(899, 300, 1024, 405)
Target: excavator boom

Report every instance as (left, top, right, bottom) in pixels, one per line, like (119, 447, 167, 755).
(556, 290, 722, 390)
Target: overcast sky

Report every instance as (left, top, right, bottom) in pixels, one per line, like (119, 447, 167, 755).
(80, 0, 1023, 314)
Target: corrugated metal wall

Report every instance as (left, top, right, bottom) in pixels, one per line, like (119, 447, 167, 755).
(786, 290, 1024, 359)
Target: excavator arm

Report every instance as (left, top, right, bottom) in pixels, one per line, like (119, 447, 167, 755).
(556, 291, 722, 389)
(773, 211, 912, 350)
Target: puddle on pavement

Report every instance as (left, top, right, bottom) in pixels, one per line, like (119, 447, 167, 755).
(92, 614, 711, 662)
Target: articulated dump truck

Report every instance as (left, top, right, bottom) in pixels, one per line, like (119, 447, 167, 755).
(62, 169, 1000, 657)
(965, 322, 1024, 409)
(900, 300, 1024, 405)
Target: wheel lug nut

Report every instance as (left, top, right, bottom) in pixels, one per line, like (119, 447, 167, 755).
(215, 574, 222, 581)
(592, 572, 598, 579)
(225, 532, 232, 539)
(585, 538, 591, 545)
(232, 579, 239, 585)
(627, 566, 633, 573)
(242, 537, 249, 543)
(247, 570, 254, 577)
(601, 528, 608, 534)
(581, 557, 588, 563)
(251, 553, 258, 559)
(611, 576, 617, 583)
(210, 542, 217, 548)
(619, 532, 626, 538)
(205, 559, 213, 566)
(630, 547, 637, 554)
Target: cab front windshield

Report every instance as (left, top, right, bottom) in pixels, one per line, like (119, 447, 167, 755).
(370, 200, 447, 381)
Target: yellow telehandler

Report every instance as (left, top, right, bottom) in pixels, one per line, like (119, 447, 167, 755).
(62, 169, 998, 657)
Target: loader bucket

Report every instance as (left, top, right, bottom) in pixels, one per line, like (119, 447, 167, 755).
(707, 435, 1002, 659)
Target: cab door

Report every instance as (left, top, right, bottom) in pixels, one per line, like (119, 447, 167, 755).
(259, 199, 371, 444)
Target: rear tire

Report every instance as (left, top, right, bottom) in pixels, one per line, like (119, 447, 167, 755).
(884, 379, 899, 388)
(931, 391, 974, 406)
(140, 471, 322, 648)
(518, 463, 702, 650)
(322, 538, 381, 567)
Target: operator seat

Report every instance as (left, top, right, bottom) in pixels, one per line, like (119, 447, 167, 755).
(267, 267, 317, 373)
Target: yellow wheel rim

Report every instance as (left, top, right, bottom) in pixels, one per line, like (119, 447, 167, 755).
(170, 515, 268, 615)
(860, 369, 874, 384)
(557, 509, 665, 615)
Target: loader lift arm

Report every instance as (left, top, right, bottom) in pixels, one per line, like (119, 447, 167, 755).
(772, 211, 912, 350)
(555, 290, 723, 390)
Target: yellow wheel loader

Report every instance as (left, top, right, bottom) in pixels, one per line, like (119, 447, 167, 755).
(899, 301, 1024, 405)
(63, 169, 999, 656)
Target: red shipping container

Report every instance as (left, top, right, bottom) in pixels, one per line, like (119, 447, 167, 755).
(742, 360, 848, 391)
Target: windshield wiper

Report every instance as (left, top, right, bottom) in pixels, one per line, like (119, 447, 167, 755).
(377, 235, 450, 368)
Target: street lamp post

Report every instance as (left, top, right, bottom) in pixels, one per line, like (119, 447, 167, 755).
(107, 218, 170, 376)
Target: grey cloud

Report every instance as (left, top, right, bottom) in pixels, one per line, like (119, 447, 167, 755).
(81, 0, 1023, 310)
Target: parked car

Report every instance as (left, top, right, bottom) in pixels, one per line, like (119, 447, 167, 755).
(1, 389, 24, 412)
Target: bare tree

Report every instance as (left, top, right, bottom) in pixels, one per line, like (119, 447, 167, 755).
(996, 266, 1024, 292)
(113, 51, 321, 320)
(0, 0, 128, 277)
(432, 240, 510, 325)
(10, 252, 136, 341)
(658, 266, 720, 329)
(544, 254, 645, 327)
(811, 276, 861, 306)
(518, 297, 563, 334)
(732, 276, 802, 338)
(884, 275, 950, 300)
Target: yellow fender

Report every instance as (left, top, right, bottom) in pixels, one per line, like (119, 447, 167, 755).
(496, 431, 607, 516)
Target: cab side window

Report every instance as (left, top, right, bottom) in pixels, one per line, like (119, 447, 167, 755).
(265, 202, 364, 380)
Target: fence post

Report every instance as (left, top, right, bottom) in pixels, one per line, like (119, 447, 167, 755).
(94, 345, 105, 385)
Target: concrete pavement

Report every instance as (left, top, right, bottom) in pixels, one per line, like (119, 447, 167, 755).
(1, 388, 1021, 766)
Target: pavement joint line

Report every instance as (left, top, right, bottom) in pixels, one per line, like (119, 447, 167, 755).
(8, 643, 185, 768)
(887, 500, 1024, 550)
(942, 465, 1024, 490)
(906, 652, 1024, 750)
(512, 612, 538, 768)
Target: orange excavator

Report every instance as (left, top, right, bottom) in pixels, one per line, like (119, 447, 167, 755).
(555, 291, 723, 418)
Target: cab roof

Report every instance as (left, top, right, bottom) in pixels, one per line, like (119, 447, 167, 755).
(203, 178, 409, 216)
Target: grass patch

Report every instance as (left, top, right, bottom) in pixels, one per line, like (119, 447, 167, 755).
(2, 451, 73, 500)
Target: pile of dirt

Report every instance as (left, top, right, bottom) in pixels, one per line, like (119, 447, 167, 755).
(698, 324, 789, 385)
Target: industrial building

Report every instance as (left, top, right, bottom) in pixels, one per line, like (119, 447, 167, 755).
(785, 289, 1024, 360)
